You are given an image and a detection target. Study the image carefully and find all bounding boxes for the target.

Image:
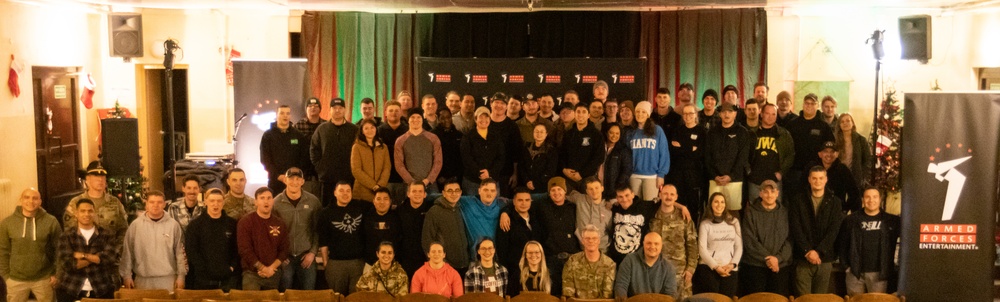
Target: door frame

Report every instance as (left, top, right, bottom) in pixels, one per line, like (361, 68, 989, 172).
(31, 65, 83, 213)
(135, 63, 188, 192)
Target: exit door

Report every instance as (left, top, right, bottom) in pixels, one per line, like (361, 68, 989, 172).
(33, 66, 82, 215)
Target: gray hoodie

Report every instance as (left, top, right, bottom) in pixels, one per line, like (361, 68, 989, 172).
(0, 206, 61, 281)
(422, 196, 469, 269)
(741, 198, 793, 268)
(120, 213, 187, 279)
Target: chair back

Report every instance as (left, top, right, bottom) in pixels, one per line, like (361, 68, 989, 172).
(626, 293, 676, 302)
(115, 289, 174, 300)
(144, 298, 196, 302)
(737, 293, 789, 302)
(284, 289, 335, 302)
(343, 292, 394, 302)
(511, 291, 561, 302)
(793, 294, 845, 302)
(81, 299, 133, 302)
(846, 293, 901, 302)
(398, 293, 451, 302)
(175, 289, 226, 300)
(690, 293, 735, 302)
(227, 289, 281, 301)
(455, 292, 505, 302)
(566, 298, 615, 302)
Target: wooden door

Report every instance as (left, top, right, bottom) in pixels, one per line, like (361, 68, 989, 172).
(33, 66, 82, 207)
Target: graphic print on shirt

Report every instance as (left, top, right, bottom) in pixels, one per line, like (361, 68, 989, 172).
(861, 220, 882, 231)
(613, 213, 645, 254)
(333, 213, 363, 233)
(269, 225, 281, 237)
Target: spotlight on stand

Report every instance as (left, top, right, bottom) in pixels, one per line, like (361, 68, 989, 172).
(163, 39, 180, 69)
(867, 30, 885, 61)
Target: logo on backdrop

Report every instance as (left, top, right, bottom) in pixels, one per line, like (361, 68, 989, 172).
(428, 73, 451, 83)
(919, 143, 977, 250)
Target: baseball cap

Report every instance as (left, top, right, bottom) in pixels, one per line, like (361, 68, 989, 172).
(474, 107, 491, 118)
(558, 102, 575, 114)
(285, 167, 304, 178)
(305, 97, 321, 107)
(760, 180, 778, 191)
(330, 98, 345, 107)
(821, 141, 837, 151)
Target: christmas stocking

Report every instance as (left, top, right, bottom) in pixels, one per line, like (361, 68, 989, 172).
(81, 73, 95, 109)
(7, 55, 21, 98)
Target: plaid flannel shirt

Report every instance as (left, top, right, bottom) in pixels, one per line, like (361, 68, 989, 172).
(463, 262, 508, 297)
(55, 226, 120, 295)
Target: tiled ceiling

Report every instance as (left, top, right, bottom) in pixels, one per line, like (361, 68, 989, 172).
(67, 0, 994, 12)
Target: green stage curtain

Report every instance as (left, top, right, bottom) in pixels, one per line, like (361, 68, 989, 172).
(640, 8, 767, 106)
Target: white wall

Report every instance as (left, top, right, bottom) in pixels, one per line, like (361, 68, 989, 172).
(766, 7, 990, 136)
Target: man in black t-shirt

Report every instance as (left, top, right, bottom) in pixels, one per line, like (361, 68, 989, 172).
(838, 187, 899, 295)
(316, 182, 372, 294)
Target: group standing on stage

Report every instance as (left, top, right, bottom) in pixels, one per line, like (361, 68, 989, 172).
(0, 81, 899, 302)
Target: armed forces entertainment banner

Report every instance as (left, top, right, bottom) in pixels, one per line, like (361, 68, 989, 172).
(416, 57, 647, 105)
(899, 92, 1000, 302)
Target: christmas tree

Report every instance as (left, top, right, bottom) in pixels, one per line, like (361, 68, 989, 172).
(871, 89, 902, 193)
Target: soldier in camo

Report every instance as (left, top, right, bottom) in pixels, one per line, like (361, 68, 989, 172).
(356, 242, 409, 297)
(649, 184, 698, 300)
(223, 168, 256, 220)
(63, 161, 129, 247)
(562, 225, 615, 299)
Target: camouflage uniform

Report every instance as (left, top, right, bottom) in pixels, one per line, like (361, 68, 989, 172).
(561, 252, 616, 299)
(223, 193, 255, 221)
(356, 261, 410, 297)
(649, 207, 698, 300)
(64, 192, 128, 246)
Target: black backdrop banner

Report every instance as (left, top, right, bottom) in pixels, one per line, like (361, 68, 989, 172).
(899, 92, 1000, 302)
(415, 57, 647, 106)
(232, 59, 307, 191)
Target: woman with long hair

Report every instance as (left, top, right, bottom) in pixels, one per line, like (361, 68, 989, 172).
(627, 101, 671, 201)
(693, 192, 743, 297)
(350, 119, 390, 201)
(834, 113, 872, 189)
(464, 238, 509, 296)
(601, 123, 633, 199)
(518, 241, 551, 294)
(519, 124, 560, 194)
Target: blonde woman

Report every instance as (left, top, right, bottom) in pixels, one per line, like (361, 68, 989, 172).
(517, 241, 551, 295)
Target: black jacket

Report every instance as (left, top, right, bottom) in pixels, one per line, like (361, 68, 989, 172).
(260, 123, 308, 181)
(185, 212, 239, 281)
(495, 208, 545, 296)
(460, 129, 506, 183)
(805, 160, 861, 213)
(787, 111, 834, 170)
(560, 122, 606, 178)
(602, 141, 633, 199)
(667, 124, 706, 187)
(838, 211, 900, 279)
(433, 125, 464, 183)
(519, 142, 560, 194)
(311, 121, 359, 183)
(706, 123, 754, 182)
(789, 190, 844, 262)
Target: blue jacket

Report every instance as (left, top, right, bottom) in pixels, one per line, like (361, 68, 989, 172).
(628, 125, 671, 177)
(459, 196, 509, 256)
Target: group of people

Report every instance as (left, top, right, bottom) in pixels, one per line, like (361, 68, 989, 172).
(0, 80, 900, 302)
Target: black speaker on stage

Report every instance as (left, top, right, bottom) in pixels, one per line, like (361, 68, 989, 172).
(899, 15, 931, 62)
(101, 118, 140, 177)
(109, 13, 143, 58)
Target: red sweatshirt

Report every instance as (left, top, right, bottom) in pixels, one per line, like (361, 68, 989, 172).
(237, 213, 289, 271)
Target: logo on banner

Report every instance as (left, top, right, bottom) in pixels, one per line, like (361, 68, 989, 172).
(574, 73, 597, 84)
(428, 73, 451, 83)
(509, 74, 524, 83)
(612, 73, 635, 84)
(920, 143, 977, 250)
(545, 75, 561, 83)
(467, 74, 487, 83)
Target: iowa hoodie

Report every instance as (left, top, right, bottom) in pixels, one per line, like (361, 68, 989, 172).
(0, 206, 62, 281)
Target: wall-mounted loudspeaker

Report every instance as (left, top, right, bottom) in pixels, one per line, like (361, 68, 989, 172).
(899, 15, 931, 62)
(101, 118, 141, 177)
(109, 13, 143, 58)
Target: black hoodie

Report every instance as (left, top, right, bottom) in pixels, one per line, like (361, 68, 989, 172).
(260, 122, 308, 181)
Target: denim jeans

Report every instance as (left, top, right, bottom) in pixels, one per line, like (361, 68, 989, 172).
(281, 253, 317, 290)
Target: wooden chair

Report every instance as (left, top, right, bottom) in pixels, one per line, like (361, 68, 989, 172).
(737, 293, 789, 302)
(846, 293, 901, 302)
(626, 293, 676, 302)
(207, 299, 253, 302)
(228, 289, 281, 301)
(398, 293, 451, 302)
(175, 289, 227, 300)
(511, 291, 561, 302)
(81, 299, 134, 302)
(566, 298, 615, 302)
(793, 294, 845, 302)
(283, 289, 335, 302)
(455, 292, 505, 302)
(114, 289, 174, 300)
(343, 292, 394, 302)
(144, 298, 196, 302)
(690, 293, 735, 302)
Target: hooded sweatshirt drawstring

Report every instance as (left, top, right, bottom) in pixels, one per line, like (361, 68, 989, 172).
(20, 216, 37, 240)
